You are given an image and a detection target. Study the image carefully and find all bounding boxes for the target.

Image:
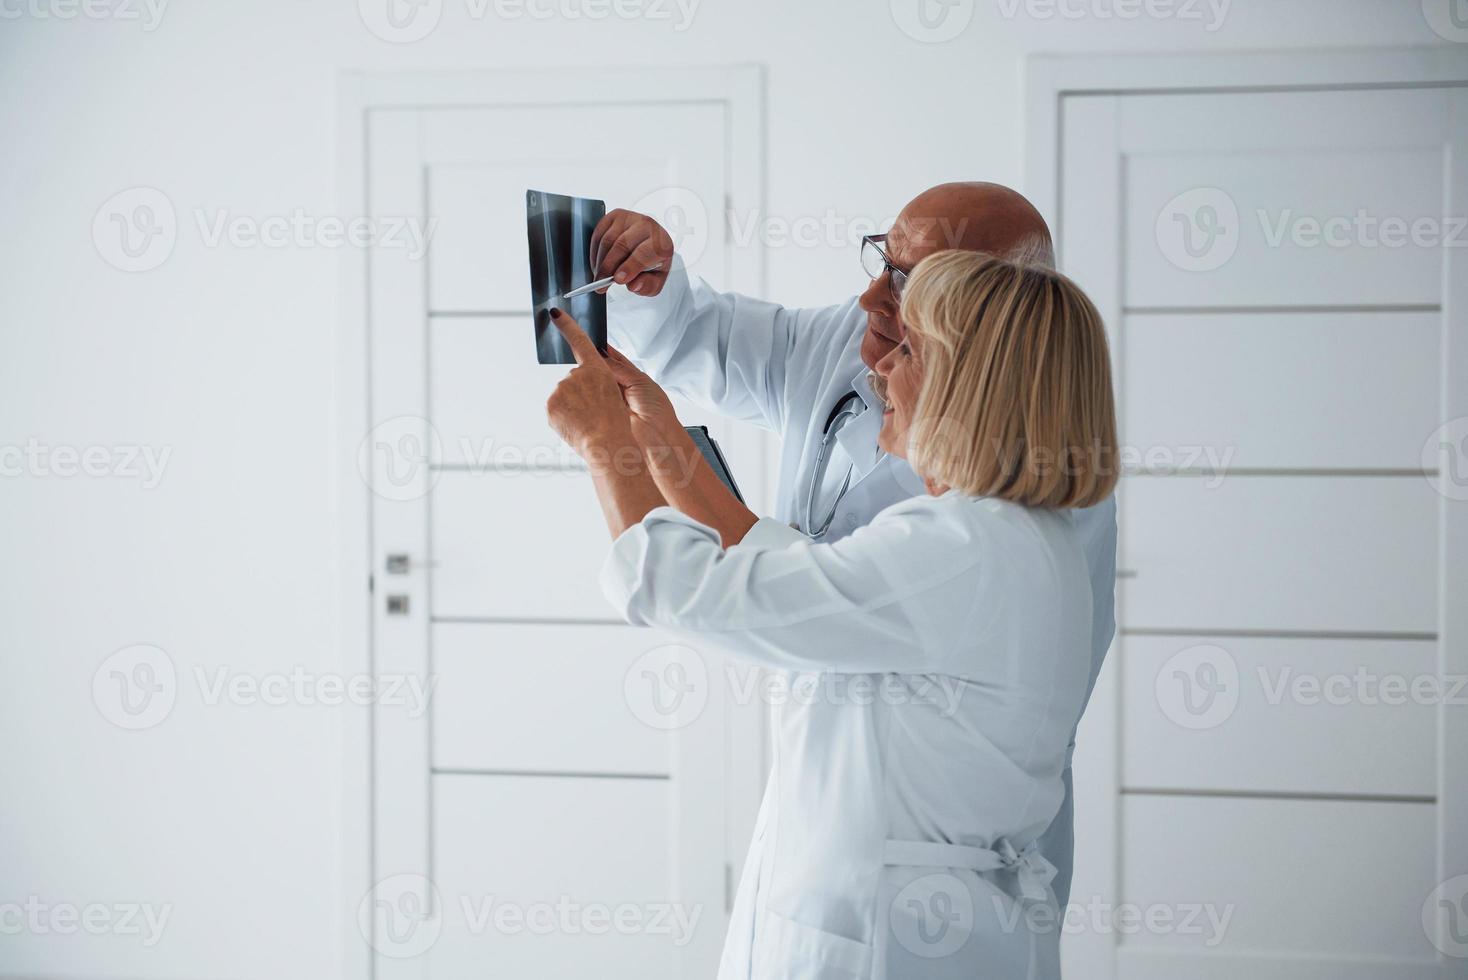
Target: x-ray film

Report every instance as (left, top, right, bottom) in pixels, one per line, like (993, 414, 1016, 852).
(527, 189, 607, 364)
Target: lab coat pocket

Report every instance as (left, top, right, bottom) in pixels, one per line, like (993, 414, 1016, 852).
(874, 864, 1060, 980)
(756, 907, 874, 980)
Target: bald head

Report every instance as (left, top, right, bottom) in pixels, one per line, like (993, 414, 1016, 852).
(856, 181, 1053, 369)
(889, 181, 1053, 268)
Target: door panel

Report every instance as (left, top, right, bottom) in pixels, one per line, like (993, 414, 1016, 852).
(431, 468, 613, 621)
(1115, 951, 1440, 980)
(429, 314, 719, 468)
(1116, 87, 1455, 154)
(1121, 475, 1438, 634)
(1121, 311, 1439, 470)
(1120, 795, 1438, 962)
(429, 159, 662, 312)
(1122, 635, 1437, 797)
(429, 314, 581, 468)
(1124, 147, 1444, 308)
(430, 774, 681, 978)
(1118, 87, 1454, 309)
(425, 104, 727, 310)
(433, 621, 677, 776)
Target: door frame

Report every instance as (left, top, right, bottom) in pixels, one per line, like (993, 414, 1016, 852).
(1025, 46, 1468, 230)
(1025, 47, 1468, 979)
(333, 66, 766, 978)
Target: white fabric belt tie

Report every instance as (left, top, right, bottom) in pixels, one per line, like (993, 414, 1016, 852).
(882, 838, 1058, 904)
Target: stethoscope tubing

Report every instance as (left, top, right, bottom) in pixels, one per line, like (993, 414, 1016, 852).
(803, 390, 865, 538)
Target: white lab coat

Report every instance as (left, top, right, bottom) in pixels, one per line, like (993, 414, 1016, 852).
(607, 259, 1117, 979)
(601, 495, 1092, 979)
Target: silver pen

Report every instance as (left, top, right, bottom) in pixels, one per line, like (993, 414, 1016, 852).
(562, 263, 663, 300)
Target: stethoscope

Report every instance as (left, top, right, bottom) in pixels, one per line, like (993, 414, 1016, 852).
(802, 389, 867, 538)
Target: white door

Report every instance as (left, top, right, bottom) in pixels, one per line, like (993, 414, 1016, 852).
(356, 74, 768, 979)
(1060, 85, 1468, 980)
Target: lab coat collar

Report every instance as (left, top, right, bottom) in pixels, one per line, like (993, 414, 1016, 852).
(834, 368, 886, 479)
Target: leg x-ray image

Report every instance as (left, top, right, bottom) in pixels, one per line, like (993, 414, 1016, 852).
(527, 189, 607, 364)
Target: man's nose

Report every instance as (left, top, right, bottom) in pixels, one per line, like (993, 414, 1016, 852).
(858, 276, 893, 314)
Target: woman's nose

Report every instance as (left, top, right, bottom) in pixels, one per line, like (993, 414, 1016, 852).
(873, 346, 898, 377)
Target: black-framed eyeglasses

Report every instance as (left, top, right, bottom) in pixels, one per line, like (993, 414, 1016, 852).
(860, 234, 910, 303)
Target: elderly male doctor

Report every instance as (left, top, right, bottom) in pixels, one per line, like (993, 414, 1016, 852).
(593, 180, 1117, 939)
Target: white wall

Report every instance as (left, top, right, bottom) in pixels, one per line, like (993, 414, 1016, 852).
(0, 2, 1454, 977)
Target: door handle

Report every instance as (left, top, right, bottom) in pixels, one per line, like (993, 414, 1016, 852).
(385, 553, 439, 574)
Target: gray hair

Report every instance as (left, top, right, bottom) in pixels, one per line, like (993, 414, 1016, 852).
(1004, 232, 1056, 269)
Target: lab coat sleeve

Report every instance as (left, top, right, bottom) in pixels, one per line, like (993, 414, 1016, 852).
(1074, 496, 1118, 707)
(737, 516, 808, 550)
(608, 256, 848, 435)
(600, 502, 985, 674)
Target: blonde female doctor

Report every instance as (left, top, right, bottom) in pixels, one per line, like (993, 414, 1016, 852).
(545, 251, 1119, 980)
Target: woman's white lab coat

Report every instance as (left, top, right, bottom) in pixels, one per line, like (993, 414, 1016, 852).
(601, 491, 1094, 980)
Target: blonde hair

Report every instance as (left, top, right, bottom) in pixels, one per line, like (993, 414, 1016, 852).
(898, 251, 1118, 509)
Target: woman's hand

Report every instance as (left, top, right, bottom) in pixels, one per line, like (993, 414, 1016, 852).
(604, 345, 681, 444)
(544, 309, 670, 539)
(545, 310, 635, 458)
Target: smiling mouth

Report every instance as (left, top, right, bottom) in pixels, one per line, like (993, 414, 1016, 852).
(868, 371, 890, 406)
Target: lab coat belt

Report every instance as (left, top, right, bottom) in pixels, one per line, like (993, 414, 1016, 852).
(882, 838, 1058, 903)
